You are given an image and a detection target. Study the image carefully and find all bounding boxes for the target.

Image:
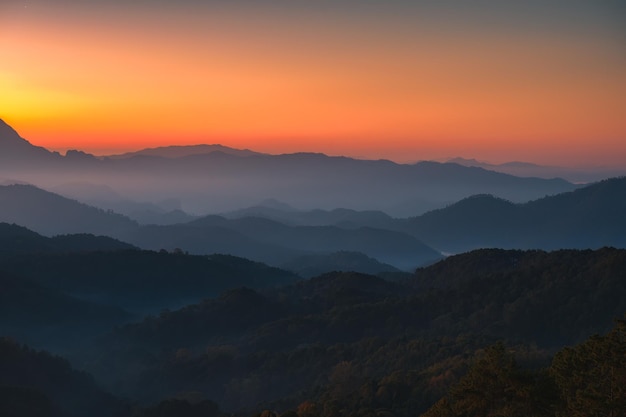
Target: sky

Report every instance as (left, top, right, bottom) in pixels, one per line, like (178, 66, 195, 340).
(1, 0, 625, 166)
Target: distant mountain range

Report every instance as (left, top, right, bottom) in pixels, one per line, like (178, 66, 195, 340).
(1, 118, 579, 216)
(1, 177, 626, 267)
(120, 215, 442, 270)
(106, 144, 263, 159)
(222, 205, 396, 229)
(0, 184, 442, 270)
(447, 157, 626, 183)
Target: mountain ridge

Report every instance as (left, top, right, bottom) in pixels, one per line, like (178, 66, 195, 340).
(407, 177, 626, 253)
(0, 119, 579, 216)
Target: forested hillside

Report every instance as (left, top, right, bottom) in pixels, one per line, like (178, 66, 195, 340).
(71, 248, 625, 415)
(0, 219, 623, 416)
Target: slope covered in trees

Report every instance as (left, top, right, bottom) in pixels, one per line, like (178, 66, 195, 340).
(421, 320, 626, 417)
(0, 338, 130, 417)
(0, 250, 299, 314)
(0, 222, 135, 258)
(0, 217, 622, 416)
(75, 248, 626, 414)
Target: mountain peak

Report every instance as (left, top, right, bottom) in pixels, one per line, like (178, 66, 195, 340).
(0, 119, 25, 143)
(0, 119, 58, 165)
(105, 144, 262, 159)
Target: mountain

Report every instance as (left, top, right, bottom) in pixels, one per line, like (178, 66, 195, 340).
(0, 223, 135, 258)
(447, 156, 626, 183)
(106, 144, 263, 159)
(280, 250, 401, 278)
(120, 215, 442, 270)
(0, 338, 130, 417)
(0, 271, 132, 349)
(406, 177, 626, 253)
(0, 184, 437, 268)
(0, 249, 299, 314)
(0, 119, 60, 167)
(0, 184, 138, 236)
(86, 248, 625, 413)
(3, 178, 624, 265)
(223, 205, 396, 229)
(0, 120, 579, 216)
(51, 182, 199, 225)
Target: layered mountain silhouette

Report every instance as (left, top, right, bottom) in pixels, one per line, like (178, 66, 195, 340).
(0, 184, 441, 269)
(0, 119, 578, 216)
(222, 205, 396, 229)
(2, 178, 626, 267)
(50, 182, 199, 225)
(118, 215, 442, 270)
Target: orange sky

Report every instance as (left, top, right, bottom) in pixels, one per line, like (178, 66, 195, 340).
(1, 1, 625, 166)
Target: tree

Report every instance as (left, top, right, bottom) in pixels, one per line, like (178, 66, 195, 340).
(551, 319, 626, 417)
(421, 342, 555, 417)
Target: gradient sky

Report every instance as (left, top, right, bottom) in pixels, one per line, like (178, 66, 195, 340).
(1, 0, 625, 166)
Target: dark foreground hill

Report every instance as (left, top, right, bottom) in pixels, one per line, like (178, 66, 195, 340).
(0, 338, 130, 417)
(0, 250, 299, 315)
(0, 222, 300, 354)
(76, 247, 626, 414)
(406, 177, 626, 253)
(0, 271, 131, 350)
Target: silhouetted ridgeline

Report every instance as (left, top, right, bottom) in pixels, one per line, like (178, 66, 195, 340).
(1, 118, 578, 216)
(120, 216, 442, 270)
(0, 119, 60, 167)
(0, 223, 135, 257)
(280, 251, 401, 278)
(406, 177, 626, 253)
(0, 337, 130, 417)
(0, 250, 299, 315)
(0, 184, 443, 270)
(0, 184, 137, 236)
(1, 117, 625, 416)
(4, 178, 626, 269)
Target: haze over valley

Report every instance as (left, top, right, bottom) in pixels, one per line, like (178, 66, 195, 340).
(2, 0, 626, 415)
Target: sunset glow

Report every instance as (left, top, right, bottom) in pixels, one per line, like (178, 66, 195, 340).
(1, 1, 625, 166)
